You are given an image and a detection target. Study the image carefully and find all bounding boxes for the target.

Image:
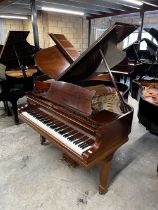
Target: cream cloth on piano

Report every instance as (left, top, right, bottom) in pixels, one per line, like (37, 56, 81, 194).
(5, 68, 37, 78)
(0, 63, 6, 80)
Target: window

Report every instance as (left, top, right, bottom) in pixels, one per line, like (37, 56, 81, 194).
(123, 29, 157, 50)
(95, 28, 106, 40)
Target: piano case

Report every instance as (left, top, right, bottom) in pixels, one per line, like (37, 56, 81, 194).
(18, 22, 137, 194)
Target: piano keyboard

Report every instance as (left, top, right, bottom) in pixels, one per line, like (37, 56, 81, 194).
(21, 110, 94, 155)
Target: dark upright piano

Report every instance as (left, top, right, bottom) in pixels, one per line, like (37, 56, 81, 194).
(0, 31, 37, 123)
(18, 23, 136, 194)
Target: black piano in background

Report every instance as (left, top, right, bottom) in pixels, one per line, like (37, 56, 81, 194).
(0, 31, 37, 124)
(112, 27, 158, 87)
(0, 45, 3, 54)
(131, 64, 158, 135)
(18, 22, 137, 193)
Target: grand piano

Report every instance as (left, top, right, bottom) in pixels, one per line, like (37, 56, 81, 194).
(131, 28, 158, 135)
(0, 31, 37, 123)
(18, 23, 137, 194)
(0, 45, 3, 54)
(112, 28, 158, 87)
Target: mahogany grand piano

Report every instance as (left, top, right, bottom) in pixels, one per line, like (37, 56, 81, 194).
(18, 23, 137, 194)
(0, 31, 37, 123)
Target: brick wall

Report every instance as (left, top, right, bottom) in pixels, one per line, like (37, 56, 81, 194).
(23, 12, 88, 53)
(0, 19, 24, 44)
(90, 13, 158, 43)
(1, 12, 158, 53)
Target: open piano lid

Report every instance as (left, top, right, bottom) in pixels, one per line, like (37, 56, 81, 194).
(0, 31, 35, 68)
(144, 28, 158, 42)
(36, 22, 137, 82)
(59, 22, 138, 82)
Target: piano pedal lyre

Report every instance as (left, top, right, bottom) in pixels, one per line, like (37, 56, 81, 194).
(62, 154, 78, 168)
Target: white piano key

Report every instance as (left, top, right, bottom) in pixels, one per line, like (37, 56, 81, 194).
(21, 111, 92, 155)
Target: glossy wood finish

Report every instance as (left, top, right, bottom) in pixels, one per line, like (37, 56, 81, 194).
(35, 34, 79, 79)
(44, 80, 96, 116)
(18, 23, 135, 193)
(18, 79, 133, 194)
(49, 33, 79, 63)
(35, 23, 137, 83)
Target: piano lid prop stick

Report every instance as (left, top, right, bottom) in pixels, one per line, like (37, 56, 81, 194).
(49, 34, 74, 64)
(13, 46, 27, 78)
(99, 49, 128, 113)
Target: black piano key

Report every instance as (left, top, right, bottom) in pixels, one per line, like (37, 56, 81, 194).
(78, 140, 90, 148)
(63, 130, 76, 138)
(78, 140, 92, 149)
(58, 128, 71, 135)
(80, 140, 94, 149)
(82, 144, 92, 149)
(68, 136, 78, 141)
(54, 125, 65, 131)
(68, 133, 83, 142)
(46, 121, 57, 126)
(73, 136, 86, 145)
(48, 121, 60, 127)
(50, 124, 58, 129)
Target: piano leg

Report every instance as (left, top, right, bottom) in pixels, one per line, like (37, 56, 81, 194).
(11, 101, 19, 124)
(40, 135, 46, 145)
(3, 101, 11, 116)
(99, 154, 113, 194)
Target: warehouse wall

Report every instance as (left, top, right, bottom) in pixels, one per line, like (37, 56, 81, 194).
(23, 12, 88, 53)
(0, 19, 24, 45)
(0, 12, 88, 53)
(0, 12, 158, 53)
(90, 12, 158, 43)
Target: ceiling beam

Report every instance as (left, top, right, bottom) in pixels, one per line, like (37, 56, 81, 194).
(38, 0, 116, 14)
(0, 7, 31, 15)
(87, 10, 138, 19)
(143, 0, 158, 7)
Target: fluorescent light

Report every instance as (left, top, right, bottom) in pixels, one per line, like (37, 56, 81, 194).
(0, 15, 28, 20)
(144, 2, 158, 7)
(42, 7, 84, 16)
(122, 0, 143, 6)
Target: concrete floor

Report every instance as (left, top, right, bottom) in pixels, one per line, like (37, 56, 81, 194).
(0, 97, 157, 210)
